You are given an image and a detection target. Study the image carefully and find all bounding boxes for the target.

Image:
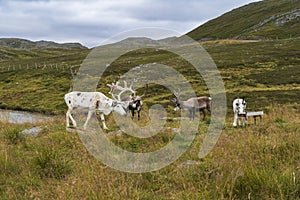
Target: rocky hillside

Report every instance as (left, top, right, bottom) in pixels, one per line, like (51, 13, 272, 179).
(0, 38, 87, 49)
(187, 0, 300, 41)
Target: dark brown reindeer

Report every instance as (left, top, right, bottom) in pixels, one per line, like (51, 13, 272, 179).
(170, 89, 212, 121)
(107, 81, 147, 120)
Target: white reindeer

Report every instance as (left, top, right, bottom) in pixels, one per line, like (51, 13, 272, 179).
(232, 97, 247, 127)
(170, 89, 212, 121)
(64, 91, 126, 130)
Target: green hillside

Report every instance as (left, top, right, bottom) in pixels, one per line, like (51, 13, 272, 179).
(0, 38, 299, 114)
(0, 47, 90, 113)
(0, 38, 299, 199)
(0, 1, 300, 198)
(187, 0, 300, 40)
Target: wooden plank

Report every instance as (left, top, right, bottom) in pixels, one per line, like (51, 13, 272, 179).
(247, 111, 264, 117)
(246, 111, 263, 125)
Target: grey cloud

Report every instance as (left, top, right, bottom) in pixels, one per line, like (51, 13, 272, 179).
(0, 0, 261, 47)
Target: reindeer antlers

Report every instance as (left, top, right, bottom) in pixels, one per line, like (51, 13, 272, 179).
(107, 81, 136, 101)
(172, 88, 181, 98)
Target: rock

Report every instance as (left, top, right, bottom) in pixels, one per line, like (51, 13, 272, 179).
(172, 128, 180, 133)
(178, 160, 200, 168)
(107, 129, 123, 137)
(21, 126, 43, 137)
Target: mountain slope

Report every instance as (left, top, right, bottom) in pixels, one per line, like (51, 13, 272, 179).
(0, 38, 87, 49)
(187, 0, 300, 40)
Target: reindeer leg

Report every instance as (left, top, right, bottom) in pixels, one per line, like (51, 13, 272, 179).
(66, 111, 70, 128)
(137, 109, 141, 120)
(189, 110, 192, 121)
(100, 113, 108, 130)
(207, 106, 211, 114)
(202, 110, 206, 121)
(193, 109, 195, 121)
(238, 117, 241, 126)
(66, 109, 76, 128)
(233, 114, 238, 127)
(83, 110, 93, 130)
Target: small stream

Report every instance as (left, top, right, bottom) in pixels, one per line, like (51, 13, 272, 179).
(0, 109, 52, 124)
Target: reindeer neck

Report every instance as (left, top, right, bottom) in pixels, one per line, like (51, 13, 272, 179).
(177, 99, 185, 107)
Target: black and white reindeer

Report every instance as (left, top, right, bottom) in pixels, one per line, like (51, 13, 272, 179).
(232, 97, 247, 127)
(64, 91, 127, 130)
(170, 89, 212, 121)
(107, 81, 147, 120)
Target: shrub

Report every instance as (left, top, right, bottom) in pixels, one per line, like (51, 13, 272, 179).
(3, 127, 24, 145)
(232, 167, 299, 199)
(33, 147, 72, 179)
(275, 117, 287, 123)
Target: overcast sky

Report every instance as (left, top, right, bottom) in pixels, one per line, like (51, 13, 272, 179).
(0, 0, 261, 47)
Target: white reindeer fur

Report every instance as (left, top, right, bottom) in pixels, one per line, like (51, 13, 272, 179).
(232, 98, 247, 127)
(64, 91, 126, 130)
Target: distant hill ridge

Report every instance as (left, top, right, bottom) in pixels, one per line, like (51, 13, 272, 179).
(187, 0, 300, 41)
(0, 38, 87, 49)
(102, 36, 180, 48)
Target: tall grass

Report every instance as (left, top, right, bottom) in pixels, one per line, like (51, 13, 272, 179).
(33, 147, 72, 179)
(0, 38, 299, 199)
(0, 105, 299, 199)
(2, 127, 24, 145)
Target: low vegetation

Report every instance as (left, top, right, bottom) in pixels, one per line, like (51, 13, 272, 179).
(187, 0, 300, 40)
(0, 38, 299, 114)
(0, 35, 299, 199)
(0, 105, 299, 199)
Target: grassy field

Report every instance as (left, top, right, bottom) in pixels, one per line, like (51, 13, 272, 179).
(0, 48, 89, 114)
(0, 38, 299, 113)
(0, 105, 299, 199)
(0, 37, 300, 199)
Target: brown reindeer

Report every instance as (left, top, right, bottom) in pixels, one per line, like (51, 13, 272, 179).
(170, 89, 212, 121)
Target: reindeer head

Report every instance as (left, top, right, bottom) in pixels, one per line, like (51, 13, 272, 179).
(129, 96, 142, 109)
(233, 97, 247, 115)
(111, 101, 127, 116)
(170, 89, 181, 111)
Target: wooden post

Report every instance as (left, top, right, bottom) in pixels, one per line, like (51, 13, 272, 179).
(259, 115, 262, 123)
(246, 111, 263, 125)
